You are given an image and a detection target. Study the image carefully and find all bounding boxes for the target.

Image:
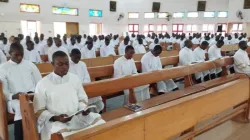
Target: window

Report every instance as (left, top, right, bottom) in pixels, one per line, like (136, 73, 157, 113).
(156, 24, 167, 34)
(52, 6, 78, 16)
(128, 24, 139, 34)
(128, 13, 139, 19)
(218, 11, 228, 18)
(217, 23, 227, 36)
(20, 3, 40, 13)
(173, 12, 185, 18)
(172, 24, 184, 34)
(21, 20, 41, 38)
(202, 24, 215, 33)
(186, 24, 198, 33)
(232, 23, 243, 33)
(157, 12, 168, 18)
(89, 23, 102, 36)
(89, 9, 102, 17)
(204, 12, 215, 18)
(144, 13, 155, 18)
(144, 24, 154, 35)
(187, 12, 198, 18)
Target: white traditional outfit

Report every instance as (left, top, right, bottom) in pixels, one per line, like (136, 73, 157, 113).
(192, 38, 200, 45)
(39, 45, 50, 55)
(208, 44, 222, 75)
(69, 61, 104, 113)
(33, 72, 105, 140)
(73, 42, 84, 50)
(114, 56, 150, 104)
(134, 44, 146, 54)
(141, 52, 178, 92)
(0, 49, 6, 64)
(233, 49, 250, 75)
(193, 47, 210, 80)
(118, 42, 128, 55)
(100, 44, 116, 57)
(81, 47, 96, 59)
(0, 59, 42, 121)
(48, 46, 69, 62)
(27, 49, 42, 63)
(178, 47, 194, 66)
(149, 42, 160, 50)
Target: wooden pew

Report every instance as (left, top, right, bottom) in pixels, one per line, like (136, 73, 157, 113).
(173, 43, 181, 50)
(40, 55, 48, 62)
(19, 72, 249, 140)
(61, 77, 247, 140)
(0, 82, 8, 140)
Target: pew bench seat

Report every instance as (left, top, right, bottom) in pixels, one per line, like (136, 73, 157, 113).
(101, 74, 244, 122)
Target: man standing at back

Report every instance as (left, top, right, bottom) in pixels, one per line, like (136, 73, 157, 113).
(0, 43, 42, 140)
(141, 45, 178, 94)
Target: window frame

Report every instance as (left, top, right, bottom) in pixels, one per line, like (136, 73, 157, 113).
(128, 12, 140, 19)
(172, 24, 184, 34)
(128, 24, 139, 34)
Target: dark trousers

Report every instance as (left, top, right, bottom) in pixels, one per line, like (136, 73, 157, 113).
(196, 74, 210, 84)
(14, 120, 23, 140)
(211, 72, 222, 80)
(229, 67, 235, 74)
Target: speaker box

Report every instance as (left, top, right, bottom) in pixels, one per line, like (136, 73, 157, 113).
(110, 1, 116, 12)
(197, 1, 206, 11)
(217, 25, 223, 32)
(152, 2, 160, 12)
(244, 0, 250, 9)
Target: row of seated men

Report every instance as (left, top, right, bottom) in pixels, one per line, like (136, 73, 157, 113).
(0, 31, 248, 65)
(0, 34, 249, 140)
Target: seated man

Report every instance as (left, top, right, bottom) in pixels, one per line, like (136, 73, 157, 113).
(0, 43, 42, 140)
(208, 40, 224, 79)
(193, 41, 210, 83)
(0, 47, 6, 64)
(178, 40, 194, 66)
(48, 38, 69, 62)
(69, 49, 104, 112)
(26, 40, 42, 63)
(100, 37, 116, 57)
(134, 38, 146, 54)
(114, 45, 150, 104)
(141, 45, 178, 93)
(81, 40, 96, 59)
(33, 51, 105, 140)
(118, 37, 130, 55)
(149, 38, 160, 50)
(233, 41, 250, 75)
(39, 38, 53, 55)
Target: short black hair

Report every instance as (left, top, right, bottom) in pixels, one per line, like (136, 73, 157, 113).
(184, 40, 191, 47)
(125, 45, 134, 52)
(201, 41, 209, 46)
(52, 51, 67, 62)
(10, 43, 24, 54)
(217, 40, 224, 45)
(153, 45, 162, 52)
(239, 41, 247, 47)
(26, 40, 34, 45)
(71, 48, 81, 56)
(138, 38, 143, 44)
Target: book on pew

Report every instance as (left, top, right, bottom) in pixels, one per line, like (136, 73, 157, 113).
(125, 104, 143, 112)
(64, 105, 97, 118)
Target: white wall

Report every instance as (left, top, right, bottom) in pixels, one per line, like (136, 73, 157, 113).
(0, 0, 248, 37)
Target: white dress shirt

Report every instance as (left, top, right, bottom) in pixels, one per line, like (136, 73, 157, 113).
(134, 44, 146, 54)
(208, 44, 222, 74)
(69, 61, 91, 84)
(193, 47, 210, 80)
(100, 45, 116, 57)
(26, 49, 41, 63)
(0, 49, 6, 64)
(118, 42, 128, 55)
(81, 47, 96, 59)
(48, 46, 69, 62)
(179, 47, 194, 66)
(234, 49, 250, 75)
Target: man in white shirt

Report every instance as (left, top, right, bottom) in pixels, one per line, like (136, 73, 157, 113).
(5, 36, 14, 57)
(233, 41, 250, 75)
(48, 38, 69, 62)
(93, 35, 100, 51)
(192, 35, 200, 45)
(81, 34, 87, 46)
(118, 37, 129, 55)
(208, 40, 224, 79)
(114, 45, 150, 104)
(224, 35, 233, 45)
(33, 51, 105, 140)
(179, 40, 194, 66)
(18, 34, 26, 48)
(81, 40, 96, 59)
(149, 38, 160, 50)
(141, 45, 178, 94)
(134, 38, 146, 54)
(0, 43, 42, 140)
(39, 38, 53, 55)
(193, 41, 210, 83)
(74, 36, 84, 50)
(100, 37, 116, 57)
(70, 49, 103, 112)
(0, 49, 6, 64)
(26, 41, 42, 63)
(39, 34, 46, 46)
(232, 34, 240, 44)
(0, 37, 6, 51)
